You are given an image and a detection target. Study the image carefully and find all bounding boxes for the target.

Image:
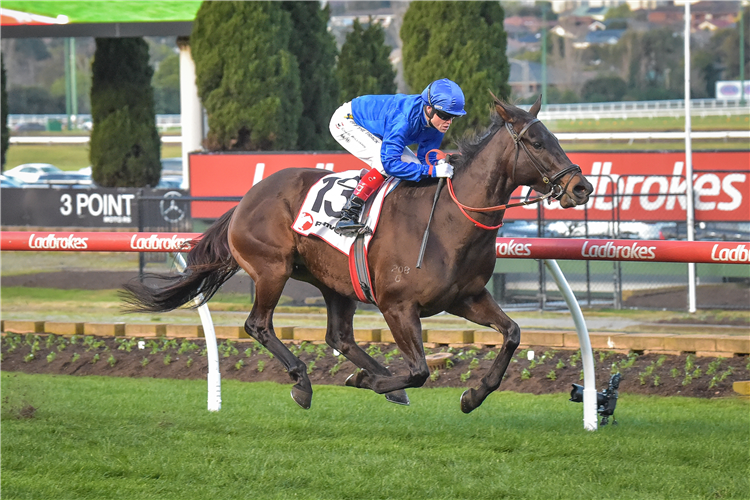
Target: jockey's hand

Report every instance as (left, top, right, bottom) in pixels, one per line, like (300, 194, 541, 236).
(433, 159, 454, 179)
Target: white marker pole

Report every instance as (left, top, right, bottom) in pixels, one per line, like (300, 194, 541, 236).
(544, 259, 597, 431)
(173, 253, 221, 411)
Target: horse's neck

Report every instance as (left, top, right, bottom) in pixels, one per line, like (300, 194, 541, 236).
(452, 133, 516, 219)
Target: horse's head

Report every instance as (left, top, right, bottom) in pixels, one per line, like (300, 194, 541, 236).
(493, 94, 592, 208)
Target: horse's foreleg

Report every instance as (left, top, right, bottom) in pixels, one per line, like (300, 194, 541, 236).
(446, 289, 520, 413)
(243, 275, 313, 409)
(321, 290, 409, 405)
(348, 303, 429, 395)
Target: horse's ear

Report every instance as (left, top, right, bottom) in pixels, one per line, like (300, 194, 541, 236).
(490, 91, 514, 123)
(529, 94, 542, 117)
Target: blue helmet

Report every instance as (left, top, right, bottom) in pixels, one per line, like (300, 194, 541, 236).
(420, 78, 466, 116)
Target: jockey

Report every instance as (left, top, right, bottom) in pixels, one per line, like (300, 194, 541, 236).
(329, 78, 466, 235)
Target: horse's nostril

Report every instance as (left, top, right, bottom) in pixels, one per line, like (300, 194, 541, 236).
(573, 184, 588, 197)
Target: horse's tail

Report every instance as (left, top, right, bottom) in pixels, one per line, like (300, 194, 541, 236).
(121, 207, 240, 313)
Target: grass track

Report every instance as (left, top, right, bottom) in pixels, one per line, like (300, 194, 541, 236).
(5, 144, 183, 171)
(2, 373, 748, 500)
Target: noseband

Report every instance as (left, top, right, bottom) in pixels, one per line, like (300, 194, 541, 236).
(505, 119, 581, 200)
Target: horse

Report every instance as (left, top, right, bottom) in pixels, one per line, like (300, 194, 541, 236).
(122, 94, 593, 413)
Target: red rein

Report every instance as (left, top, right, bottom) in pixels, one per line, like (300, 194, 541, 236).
(425, 149, 556, 231)
(426, 149, 505, 230)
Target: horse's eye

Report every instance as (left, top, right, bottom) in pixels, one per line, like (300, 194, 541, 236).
(532, 142, 543, 150)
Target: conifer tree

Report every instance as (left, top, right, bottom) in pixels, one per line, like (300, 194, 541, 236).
(89, 38, 161, 187)
(336, 18, 397, 103)
(191, 1, 301, 151)
(281, 1, 339, 150)
(401, 1, 510, 140)
(1, 56, 9, 170)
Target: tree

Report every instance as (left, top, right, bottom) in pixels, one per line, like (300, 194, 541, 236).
(337, 18, 397, 103)
(623, 29, 683, 100)
(401, 1, 510, 141)
(281, 2, 339, 151)
(580, 76, 627, 102)
(153, 53, 181, 114)
(605, 3, 632, 20)
(191, 2, 301, 151)
(719, 6, 750, 81)
(6, 87, 64, 113)
(89, 38, 161, 187)
(1, 56, 9, 170)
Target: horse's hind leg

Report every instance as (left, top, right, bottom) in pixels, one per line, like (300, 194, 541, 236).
(320, 289, 409, 405)
(243, 274, 313, 409)
(345, 303, 430, 395)
(446, 289, 520, 413)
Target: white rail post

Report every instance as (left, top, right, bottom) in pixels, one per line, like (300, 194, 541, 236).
(172, 253, 221, 411)
(543, 259, 597, 431)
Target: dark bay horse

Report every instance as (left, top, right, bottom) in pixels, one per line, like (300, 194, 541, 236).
(123, 95, 593, 413)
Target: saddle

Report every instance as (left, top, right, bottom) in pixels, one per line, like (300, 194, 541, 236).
(291, 170, 399, 304)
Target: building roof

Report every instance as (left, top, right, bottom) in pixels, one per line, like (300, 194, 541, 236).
(584, 29, 626, 45)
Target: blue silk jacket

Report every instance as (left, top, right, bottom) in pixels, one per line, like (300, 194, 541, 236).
(351, 94, 444, 182)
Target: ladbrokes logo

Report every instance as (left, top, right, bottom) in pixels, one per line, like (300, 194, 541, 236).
(711, 244, 750, 263)
(581, 240, 656, 260)
(28, 233, 88, 250)
(496, 239, 532, 257)
(129, 234, 192, 251)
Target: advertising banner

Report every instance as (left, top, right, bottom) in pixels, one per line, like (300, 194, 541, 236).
(715, 80, 750, 100)
(3, 231, 747, 265)
(0, 187, 190, 228)
(495, 237, 750, 264)
(189, 151, 749, 222)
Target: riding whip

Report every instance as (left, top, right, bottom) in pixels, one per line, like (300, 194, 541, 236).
(416, 177, 444, 269)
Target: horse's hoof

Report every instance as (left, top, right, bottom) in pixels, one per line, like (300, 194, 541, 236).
(385, 390, 410, 406)
(460, 389, 476, 414)
(345, 373, 357, 387)
(290, 386, 312, 410)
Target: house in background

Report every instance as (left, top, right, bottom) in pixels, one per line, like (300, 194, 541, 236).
(574, 28, 627, 48)
(509, 58, 573, 100)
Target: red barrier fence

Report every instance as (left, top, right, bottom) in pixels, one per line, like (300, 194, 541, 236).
(1, 231, 748, 265)
(0, 232, 200, 252)
(495, 237, 750, 264)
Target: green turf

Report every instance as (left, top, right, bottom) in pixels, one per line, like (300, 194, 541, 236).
(2, 373, 748, 500)
(1, 1, 202, 23)
(547, 114, 750, 133)
(4, 144, 183, 171)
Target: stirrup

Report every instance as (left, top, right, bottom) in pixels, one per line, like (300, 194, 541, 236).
(334, 218, 365, 235)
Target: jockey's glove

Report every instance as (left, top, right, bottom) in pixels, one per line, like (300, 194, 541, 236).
(433, 159, 454, 179)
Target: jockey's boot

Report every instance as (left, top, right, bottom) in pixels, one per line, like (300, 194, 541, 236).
(334, 195, 365, 235)
(334, 168, 385, 236)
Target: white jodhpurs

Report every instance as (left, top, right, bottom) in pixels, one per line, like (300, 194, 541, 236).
(329, 101, 419, 176)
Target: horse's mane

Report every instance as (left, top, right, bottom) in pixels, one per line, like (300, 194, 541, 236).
(447, 111, 506, 170)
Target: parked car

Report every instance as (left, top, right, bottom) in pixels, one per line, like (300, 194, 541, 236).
(28, 171, 94, 189)
(161, 157, 183, 176)
(498, 220, 561, 238)
(659, 222, 750, 241)
(4, 163, 62, 183)
(154, 175, 184, 190)
(12, 122, 47, 132)
(0, 174, 23, 188)
(547, 221, 616, 238)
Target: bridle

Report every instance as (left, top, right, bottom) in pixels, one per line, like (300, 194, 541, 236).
(431, 118, 583, 231)
(505, 119, 581, 201)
